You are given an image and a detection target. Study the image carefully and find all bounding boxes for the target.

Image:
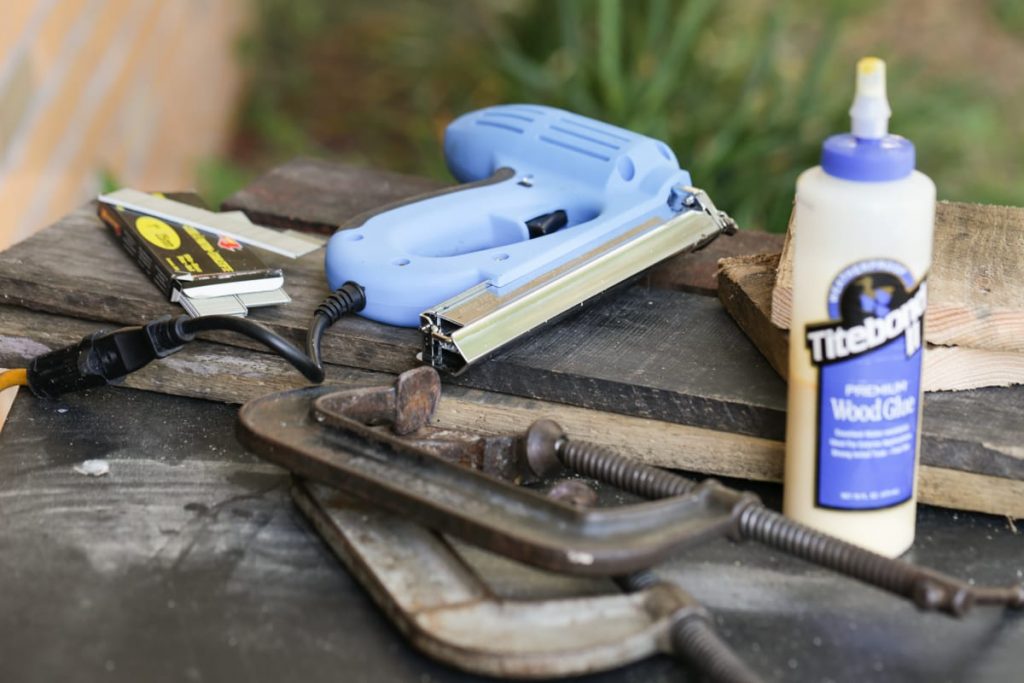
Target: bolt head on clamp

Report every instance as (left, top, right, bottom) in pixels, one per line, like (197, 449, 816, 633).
(520, 419, 566, 479)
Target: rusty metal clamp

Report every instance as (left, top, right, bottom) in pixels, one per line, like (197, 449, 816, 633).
(237, 368, 752, 577)
(236, 368, 1023, 680)
(238, 367, 1023, 614)
(293, 482, 753, 681)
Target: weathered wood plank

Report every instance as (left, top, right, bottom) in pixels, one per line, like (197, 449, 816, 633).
(719, 253, 1024, 392)
(0, 387, 485, 683)
(457, 286, 788, 439)
(771, 201, 1024, 354)
(914, 467, 1024, 518)
(0, 305, 791, 488)
(717, 255, 1024, 483)
(646, 229, 783, 295)
(0, 196, 790, 438)
(717, 252, 787, 378)
(222, 158, 446, 234)
(4, 385, 1021, 683)
(2, 304, 1023, 517)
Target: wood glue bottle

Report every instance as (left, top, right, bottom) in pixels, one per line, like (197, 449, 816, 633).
(783, 58, 935, 557)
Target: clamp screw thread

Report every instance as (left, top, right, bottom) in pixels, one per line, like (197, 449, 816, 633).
(670, 616, 764, 683)
(738, 504, 912, 593)
(555, 438, 698, 499)
(524, 420, 1021, 616)
(736, 504, 972, 614)
(616, 570, 763, 683)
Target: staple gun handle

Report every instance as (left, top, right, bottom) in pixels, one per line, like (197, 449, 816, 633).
(337, 166, 579, 254)
(336, 168, 518, 235)
(326, 167, 609, 326)
(325, 104, 694, 327)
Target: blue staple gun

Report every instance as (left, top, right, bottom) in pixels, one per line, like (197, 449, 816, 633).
(325, 104, 737, 373)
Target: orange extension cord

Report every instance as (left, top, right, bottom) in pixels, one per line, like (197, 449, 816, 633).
(0, 368, 28, 391)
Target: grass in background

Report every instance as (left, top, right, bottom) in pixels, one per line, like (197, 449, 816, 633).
(218, 0, 1024, 231)
(487, 0, 866, 231)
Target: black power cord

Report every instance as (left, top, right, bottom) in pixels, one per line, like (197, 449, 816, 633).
(305, 281, 367, 381)
(24, 282, 366, 399)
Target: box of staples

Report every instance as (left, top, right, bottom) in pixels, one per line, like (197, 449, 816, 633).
(98, 192, 291, 317)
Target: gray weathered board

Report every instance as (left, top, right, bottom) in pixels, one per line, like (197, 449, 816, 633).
(2, 303, 1022, 517)
(0, 158, 1021, 512)
(0, 162, 789, 441)
(5, 382, 1021, 683)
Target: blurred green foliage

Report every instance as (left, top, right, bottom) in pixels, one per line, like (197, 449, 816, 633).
(97, 168, 121, 195)
(197, 159, 255, 210)
(218, 0, 1024, 232)
(487, 0, 865, 231)
(993, 0, 1024, 33)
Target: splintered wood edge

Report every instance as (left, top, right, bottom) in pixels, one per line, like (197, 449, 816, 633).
(923, 345, 1024, 392)
(717, 253, 788, 379)
(772, 201, 1024, 349)
(0, 369, 19, 436)
(770, 211, 795, 329)
(918, 466, 1024, 519)
(720, 252, 1024, 392)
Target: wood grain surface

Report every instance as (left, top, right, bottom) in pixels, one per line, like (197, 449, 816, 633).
(771, 201, 1024, 354)
(720, 253, 1024, 391)
(3, 386, 1020, 683)
(770, 212, 795, 330)
(928, 201, 1024, 351)
(222, 158, 446, 234)
(922, 345, 1024, 392)
(2, 304, 1022, 516)
(717, 253, 786, 377)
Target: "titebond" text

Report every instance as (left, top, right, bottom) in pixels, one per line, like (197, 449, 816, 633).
(806, 283, 926, 365)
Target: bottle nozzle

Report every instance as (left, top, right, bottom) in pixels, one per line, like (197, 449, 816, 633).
(849, 57, 892, 140)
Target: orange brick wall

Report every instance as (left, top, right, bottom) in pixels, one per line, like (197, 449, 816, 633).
(0, 0, 248, 249)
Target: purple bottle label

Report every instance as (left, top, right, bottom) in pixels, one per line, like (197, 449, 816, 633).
(804, 260, 926, 510)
